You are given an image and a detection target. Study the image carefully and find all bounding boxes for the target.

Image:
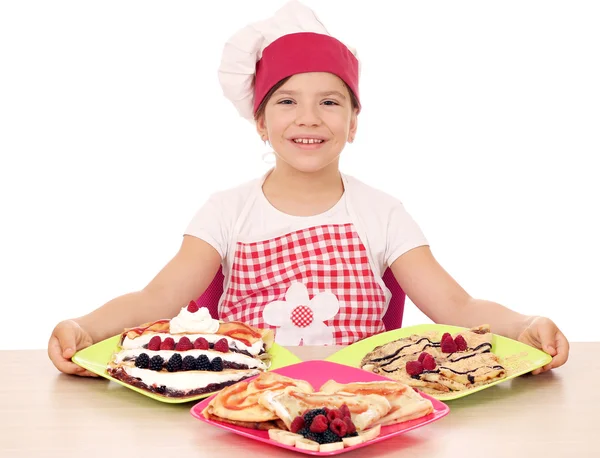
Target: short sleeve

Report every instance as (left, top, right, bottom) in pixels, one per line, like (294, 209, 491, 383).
(184, 194, 229, 259)
(385, 203, 429, 267)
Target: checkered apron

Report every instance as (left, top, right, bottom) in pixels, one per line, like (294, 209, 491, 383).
(219, 223, 387, 345)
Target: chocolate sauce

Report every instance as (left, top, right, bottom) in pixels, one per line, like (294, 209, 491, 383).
(467, 375, 475, 384)
(449, 349, 491, 363)
(369, 337, 435, 363)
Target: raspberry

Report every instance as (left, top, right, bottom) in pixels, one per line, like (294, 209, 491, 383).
(309, 415, 329, 433)
(339, 404, 351, 420)
(149, 355, 164, 371)
(322, 429, 342, 443)
(160, 337, 175, 351)
(147, 336, 161, 351)
(343, 416, 356, 435)
(329, 418, 348, 438)
(418, 352, 429, 363)
(210, 356, 223, 372)
(327, 409, 343, 423)
(422, 353, 437, 371)
(454, 334, 468, 351)
(166, 354, 182, 372)
(193, 337, 209, 350)
(187, 301, 199, 313)
(290, 416, 305, 433)
(195, 354, 211, 371)
(213, 338, 229, 353)
(175, 336, 193, 351)
(182, 355, 196, 371)
(134, 353, 150, 369)
(441, 338, 458, 354)
(406, 360, 424, 376)
(303, 409, 327, 427)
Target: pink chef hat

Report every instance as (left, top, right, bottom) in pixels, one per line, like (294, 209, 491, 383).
(217, 0, 361, 123)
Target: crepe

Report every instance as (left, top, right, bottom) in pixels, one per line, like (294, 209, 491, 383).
(360, 325, 507, 395)
(258, 387, 392, 431)
(202, 372, 314, 429)
(319, 380, 434, 426)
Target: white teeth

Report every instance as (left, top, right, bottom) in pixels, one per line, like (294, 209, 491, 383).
(293, 138, 324, 144)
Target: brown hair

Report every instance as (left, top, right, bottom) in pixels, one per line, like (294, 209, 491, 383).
(253, 76, 360, 122)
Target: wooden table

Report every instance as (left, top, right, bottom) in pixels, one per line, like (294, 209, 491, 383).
(1, 343, 597, 457)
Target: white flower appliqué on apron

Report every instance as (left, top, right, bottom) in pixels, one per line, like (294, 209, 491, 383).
(262, 282, 340, 346)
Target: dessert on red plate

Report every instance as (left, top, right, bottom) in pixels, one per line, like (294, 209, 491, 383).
(106, 300, 274, 398)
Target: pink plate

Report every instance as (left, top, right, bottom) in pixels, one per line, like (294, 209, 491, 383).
(190, 360, 450, 456)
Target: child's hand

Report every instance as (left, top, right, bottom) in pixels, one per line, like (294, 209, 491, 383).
(517, 316, 570, 375)
(48, 320, 98, 377)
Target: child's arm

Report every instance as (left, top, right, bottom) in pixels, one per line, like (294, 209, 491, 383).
(74, 235, 222, 343)
(391, 245, 569, 372)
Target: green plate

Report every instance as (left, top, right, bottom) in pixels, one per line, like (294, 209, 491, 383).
(72, 335, 302, 404)
(325, 324, 552, 401)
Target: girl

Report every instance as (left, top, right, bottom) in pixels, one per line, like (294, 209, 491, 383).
(48, 0, 568, 377)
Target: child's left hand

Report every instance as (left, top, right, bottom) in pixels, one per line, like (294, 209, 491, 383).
(517, 316, 570, 375)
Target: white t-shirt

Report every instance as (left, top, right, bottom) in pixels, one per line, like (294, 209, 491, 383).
(184, 171, 429, 280)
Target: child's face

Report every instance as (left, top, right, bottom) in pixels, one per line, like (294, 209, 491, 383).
(257, 72, 358, 174)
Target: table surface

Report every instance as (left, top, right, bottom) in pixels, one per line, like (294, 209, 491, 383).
(1, 343, 597, 458)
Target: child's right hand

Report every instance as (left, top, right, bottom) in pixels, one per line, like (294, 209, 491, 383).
(48, 320, 99, 377)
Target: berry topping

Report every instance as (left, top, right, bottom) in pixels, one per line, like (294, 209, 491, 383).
(175, 336, 193, 351)
(182, 355, 196, 371)
(297, 427, 309, 437)
(193, 337, 210, 350)
(187, 300, 199, 313)
(339, 404, 351, 420)
(210, 356, 223, 372)
(166, 354, 182, 372)
(322, 429, 342, 443)
(422, 353, 437, 371)
(309, 414, 329, 433)
(149, 355, 164, 371)
(418, 352, 429, 363)
(134, 353, 150, 369)
(329, 418, 348, 438)
(303, 408, 327, 427)
(441, 338, 458, 354)
(160, 337, 175, 351)
(343, 416, 357, 435)
(290, 416, 306, 433)
(327, 409, 343, 423)
(147, 336, 161, 351)
(213, 338, 229, 353)
(454, 334, 468, 351)
(406, 360, 424, 376)
(195, 354, 211, 371)
(441, 332, 453, 343)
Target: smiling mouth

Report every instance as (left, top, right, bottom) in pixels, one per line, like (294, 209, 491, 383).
(292, 138, 325, 144)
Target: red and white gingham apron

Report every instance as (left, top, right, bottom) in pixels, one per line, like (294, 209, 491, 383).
(219, 221, 387, 346)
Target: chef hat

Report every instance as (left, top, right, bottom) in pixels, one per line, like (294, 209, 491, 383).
(217, 0, 361, 123)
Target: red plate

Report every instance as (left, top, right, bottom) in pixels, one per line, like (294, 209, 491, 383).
(190, 360, 449, 455)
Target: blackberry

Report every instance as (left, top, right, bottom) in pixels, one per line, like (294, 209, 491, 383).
(322, 430, 341, 444)
(210, 356, 223, 372)
(196, 355, 211, 371)
(303, 408, 327, 427)
(345, 431, 359, 437)
(134, 353, 150, 369)
(166, 354, 182, 372)
(297, 427, 309, 437)
(305, 432, 322, 444)
(149, 355, 164, 371)
(182, 355, 196, 371)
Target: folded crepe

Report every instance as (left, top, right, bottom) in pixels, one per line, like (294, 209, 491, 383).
(319, 380, 434, 426)
(258, 386, 391, 431)
(202, 372, 314, 430)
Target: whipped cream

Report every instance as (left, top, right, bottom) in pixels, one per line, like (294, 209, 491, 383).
(122, 366, 260, 392)
(169, 305, 219, 334)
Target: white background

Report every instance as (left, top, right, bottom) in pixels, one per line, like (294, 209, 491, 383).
(1, 0, 599, 350)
